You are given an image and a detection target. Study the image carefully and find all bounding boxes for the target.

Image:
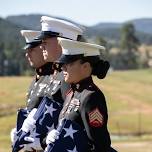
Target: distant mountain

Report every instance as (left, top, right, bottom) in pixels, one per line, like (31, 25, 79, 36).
(5, 14, 152, 44)
(0, 17, 28, 75)
(85, 26, 120, 41)
(91, 22, 121, 30)
(1, 15, 152, 75)
(129, 18, 152, 34)
(0, 17, 24, 44)
(86, 18, 152, 44)
(91, 18, 152, 34)
(6, 14, 42, 30)
(6, 14, 85, 31)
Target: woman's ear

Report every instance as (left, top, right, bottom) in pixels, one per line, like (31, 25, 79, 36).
(81, 62, 92, 75)
(82, 62, 90, 69)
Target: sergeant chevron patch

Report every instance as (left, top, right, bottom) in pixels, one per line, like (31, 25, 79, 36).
(88, 108, 104, 127)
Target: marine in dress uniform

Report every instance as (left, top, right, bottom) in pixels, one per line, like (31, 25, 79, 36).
(21, 17, 84, 151)
(46, 38, 117, 152)
(36, 16, 84, 102)
(10, 30, 54, 152)
(20, 30, 54, 110)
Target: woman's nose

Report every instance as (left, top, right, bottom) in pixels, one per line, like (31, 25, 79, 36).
(25, 53, 28, 57)
(40, 44, 44, 50)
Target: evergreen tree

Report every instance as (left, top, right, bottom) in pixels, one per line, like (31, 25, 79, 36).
(0, 43, 6, 75)
(120, 22, 140, 69)
(95, 36, 110, 60)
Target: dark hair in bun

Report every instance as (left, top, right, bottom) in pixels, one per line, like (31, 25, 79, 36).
(92, 60, 110, 79)
(80, 56, 110, 79)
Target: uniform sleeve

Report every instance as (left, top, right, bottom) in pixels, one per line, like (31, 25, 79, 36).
(80, 91, 111, 152)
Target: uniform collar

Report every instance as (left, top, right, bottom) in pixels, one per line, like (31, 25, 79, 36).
(71, 76, 93, 92)
(35, 62, 54, 81)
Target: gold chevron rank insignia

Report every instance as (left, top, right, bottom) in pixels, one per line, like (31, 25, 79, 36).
(88, 108, 104, 127)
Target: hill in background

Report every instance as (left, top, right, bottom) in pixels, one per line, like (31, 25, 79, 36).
(0, 14, 152, 75)
(0, 17, 24, 44)
(5, 14, 152, 44)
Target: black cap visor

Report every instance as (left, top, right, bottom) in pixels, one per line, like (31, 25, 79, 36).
(57, 54, 84, 64)
(23, 40, 42, 50)
(35, 31, 60, 40)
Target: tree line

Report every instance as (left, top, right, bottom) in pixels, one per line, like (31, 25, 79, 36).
(0, 22, 150, 76)
(96, 23, 149, 70)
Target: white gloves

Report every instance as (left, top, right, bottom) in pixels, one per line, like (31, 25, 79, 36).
(10, 128, 17, 144)
(21, 108, 37, 132)
(46, 119, 65, 144)
(23, 136, 43, 151)
(46, 129, 60, 144)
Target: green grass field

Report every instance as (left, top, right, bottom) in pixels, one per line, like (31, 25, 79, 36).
(0, 69, 152, 152)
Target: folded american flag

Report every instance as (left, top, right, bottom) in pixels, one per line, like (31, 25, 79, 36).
(12, 96, 63, 152)
(34, 96, 63, 140)
(45, 119, 89, 152)
(16, 109, 28, 131)
(12, 109, 30, 152)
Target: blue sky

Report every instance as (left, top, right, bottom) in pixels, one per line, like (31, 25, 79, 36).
(1, 0, 152, 26)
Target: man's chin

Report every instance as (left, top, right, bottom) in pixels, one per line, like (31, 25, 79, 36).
(64, 78, 72, 84)
(44, 57, 49, 62)
(30, 63, 34, 67)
